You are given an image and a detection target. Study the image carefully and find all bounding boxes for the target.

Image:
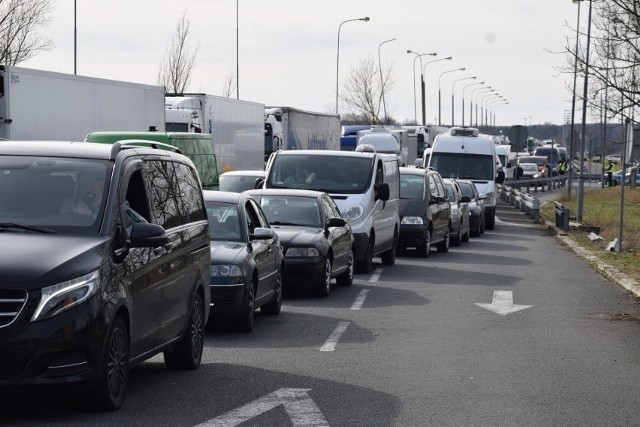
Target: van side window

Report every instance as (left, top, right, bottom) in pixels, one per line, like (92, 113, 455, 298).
(175, 162, 207, 223)
(125, 169, 152, 224)
(147, 160, 182, 229)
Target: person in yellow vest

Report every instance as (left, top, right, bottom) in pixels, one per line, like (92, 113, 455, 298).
(606, 160, 615, 186)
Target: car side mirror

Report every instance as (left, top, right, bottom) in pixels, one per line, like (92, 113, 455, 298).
(129, 223, 169, 248)
(326, 217, 346, 228)
(251, 227, 274, 240)
(430, 195, 447, 204)
(460, 195, 471, 203)
(255, 178, 264, 189)
(375, 182, 390, 201)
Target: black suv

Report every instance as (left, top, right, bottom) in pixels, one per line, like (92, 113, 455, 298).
(398, 167, 451, 256)
(0, 140, 211, 410)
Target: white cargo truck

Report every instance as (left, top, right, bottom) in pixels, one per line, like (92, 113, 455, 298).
(0, 65, 165, 141)
(264, 106, 341, 160)
(165, 93, 265, 173)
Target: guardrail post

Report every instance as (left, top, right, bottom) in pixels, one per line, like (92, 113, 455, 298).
(554, 201, 569, 231)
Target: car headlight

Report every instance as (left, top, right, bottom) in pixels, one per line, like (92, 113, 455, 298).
(31, 270, 100, 322)
(286, 247, 319, 257)
(210, 265, 243, 278)
(341, 204, 364, 222)
(401, 216, 423, 225)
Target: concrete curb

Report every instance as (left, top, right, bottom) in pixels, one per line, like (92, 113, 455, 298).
(545, 220, 640, 299)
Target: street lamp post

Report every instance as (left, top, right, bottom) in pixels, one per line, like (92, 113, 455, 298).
(378, 38, 396, 124)
(407, 50, 437, 124)
(483, 94, 501, 128)
(473, 88, 494, 126)
(422, 56, 452, 125)
(573, 0, 593, 222)
(470, 86, 491, 127)
(487, 97, 504, 130)
(461, 81, 484, 127)
(493, 100, 508, 128)
(567, 0, 582, 198)
(438, 67, 465, 126)
(451, 76, 476, 126)
(74, 0, 77, 75)
(336, 16, 370, 114)
(479, 92, 500, 129)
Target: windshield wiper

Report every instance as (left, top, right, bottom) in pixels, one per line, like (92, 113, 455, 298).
(0, 222, 57, 234)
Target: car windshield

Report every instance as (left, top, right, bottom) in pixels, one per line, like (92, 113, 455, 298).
(0, 156, 110, 234)
(400, 174, 424, 199)
(430, 153, 494, 181)
(205, 201, 242, 242)
(255, 195, 321, 228)
(267, 154, 373, 193)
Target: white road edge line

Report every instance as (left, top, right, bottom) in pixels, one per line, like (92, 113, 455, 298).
(351, 289, 369, 310)
(368, 268, 383, 282)
(319, 321, 350, 352)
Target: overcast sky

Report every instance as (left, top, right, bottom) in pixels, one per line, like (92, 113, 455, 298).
(23, 0, 584, 126)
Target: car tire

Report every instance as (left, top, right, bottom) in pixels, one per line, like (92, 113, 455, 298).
(336, 251, 354, 286)
(416, 229, 431, 258)
(356, 238, 374, 274)
(92, 316, 129, 412)
(164, 293, 205, 370)
(452, 223, 461, 247)
(437, 228, 450, 253)
(471, 219, 481, 237)
(261, 268, 282, 315)
(238, 280, 256, 333)
(381, 231, 398, 265)
(317, 258, 332, 297)
(486, 210, 495, 230)
(462, 224, 470, 242)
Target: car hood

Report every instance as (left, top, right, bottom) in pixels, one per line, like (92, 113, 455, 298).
(0, 234, 110, 289)
(210, 240, 248, 264)
(271, 225, 322, 246)
(399, 199, 426, 218)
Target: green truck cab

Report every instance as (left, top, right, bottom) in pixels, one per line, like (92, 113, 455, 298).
(85, 131, 219, 189)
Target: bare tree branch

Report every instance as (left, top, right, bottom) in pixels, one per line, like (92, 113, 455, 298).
(0, 0, 54, 65)
(158, 11, 199, 94)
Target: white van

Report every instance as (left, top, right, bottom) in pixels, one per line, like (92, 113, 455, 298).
(427, 127, 498, 229)
(263, 149, 400, 274)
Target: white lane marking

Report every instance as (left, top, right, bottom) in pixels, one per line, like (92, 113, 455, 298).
(351, 289, 369, 310)
(368, 268, 383, 282)
(319, 321, 350, 352)
(475, 290, 533, 316)
(197, 388, 328, 427)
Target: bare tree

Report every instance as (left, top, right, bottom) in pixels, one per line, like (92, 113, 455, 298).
(340, 54, 396, 124)
(158, 11, 199, 94)
(221, 67, 236, 98)
(0, 0, 54, 65)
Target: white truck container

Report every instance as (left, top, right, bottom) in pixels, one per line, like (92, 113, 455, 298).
(0, 65, 166, 141)
(165, 93, 265, 173)
(264, 106, 341, 160)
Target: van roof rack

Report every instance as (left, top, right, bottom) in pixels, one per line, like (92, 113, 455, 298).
(449, 127, 479, 137)
(109, 139, 182, 160)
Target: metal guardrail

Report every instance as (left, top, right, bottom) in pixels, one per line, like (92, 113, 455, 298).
(498, 183, 541, 224)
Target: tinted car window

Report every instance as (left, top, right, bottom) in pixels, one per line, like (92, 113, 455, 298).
(175, 162, 207, 223)
(147, 160, 182, 229)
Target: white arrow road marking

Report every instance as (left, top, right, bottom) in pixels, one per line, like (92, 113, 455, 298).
(475, 290, 533, 316)
(368, 268, 383, 282)
(197, 388, 328, 427)
(351, 289, 369, 310)
(320, 321, 350, 352)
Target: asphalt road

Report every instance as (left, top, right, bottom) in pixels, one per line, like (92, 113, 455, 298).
(2, 198, 639, 426)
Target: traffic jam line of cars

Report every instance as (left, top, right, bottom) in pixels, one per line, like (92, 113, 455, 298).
(0, 129, 492, 413)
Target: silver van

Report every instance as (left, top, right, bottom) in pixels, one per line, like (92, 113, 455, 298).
(263, 149, 400, 274)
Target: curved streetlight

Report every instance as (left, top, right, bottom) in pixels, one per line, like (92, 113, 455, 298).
(487, 97, 505, 130)
(378, 38, 396, 124)
(423, 56, 452, 125)
(482, 93, 502, 129)
(438, 67, 465, 126)
(336, 16, 370, 114)
(492, 100, 509, 128)
(473, 88, 494, 126)
(451, 76, 476, 126)
(461, 81, 484, 126)
(407, 50, 437, 123)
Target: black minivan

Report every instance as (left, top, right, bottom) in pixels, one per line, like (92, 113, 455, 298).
(0, 140, 211, 410)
